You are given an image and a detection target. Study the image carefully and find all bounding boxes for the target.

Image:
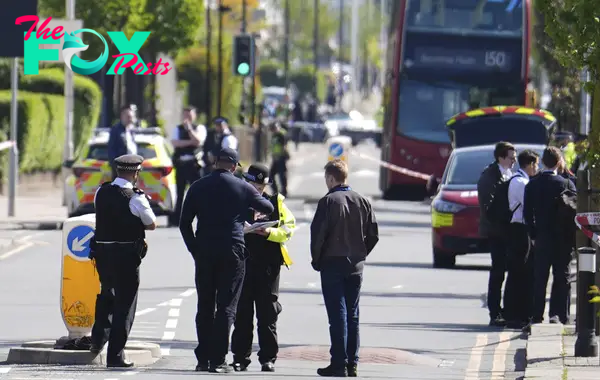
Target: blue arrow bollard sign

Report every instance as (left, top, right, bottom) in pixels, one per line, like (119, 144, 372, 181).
(329, 143, 344, 158)
(66, 225, 95, 259)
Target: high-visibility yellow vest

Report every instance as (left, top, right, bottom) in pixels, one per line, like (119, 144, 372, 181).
(266, 193, 295, 268)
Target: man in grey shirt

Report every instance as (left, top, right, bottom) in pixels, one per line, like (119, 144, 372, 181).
(310, 159, 379, 378)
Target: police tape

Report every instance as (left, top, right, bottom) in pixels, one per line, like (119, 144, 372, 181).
(575, 213, 600, 246)
(0, 141, 15, 152)
(350, 151, 436, 181)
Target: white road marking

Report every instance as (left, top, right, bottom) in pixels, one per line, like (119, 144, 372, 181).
(161, 346, 171, 356)
(351, 169, 377, 177)
(165, 319, 178, 329)
(157, 301, 169, 307)
(310, 172, 323, 177)
(0, 242, 35, 260)
(439, 359, 454, 367)
(0, 367, 11, 374)
(180, 288, 196, 297)
(490, 332, 512, 380)
(464, 333, 488, 380)
(303, 204, 314, 220)
(168, 308, 180, 317)
(392, 285, 403, 289)
(307, 282, 318, 288)
(169, 298, 183, 307)
(134, 308, 156, 316)
(121, 371, 139, 375)
(162, 331, 175, 340)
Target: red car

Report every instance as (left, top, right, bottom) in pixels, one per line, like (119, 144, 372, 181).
(430, 144, 546, 268)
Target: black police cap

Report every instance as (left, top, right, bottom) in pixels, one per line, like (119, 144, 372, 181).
(115, 154, 144, 171)
(213, 116, 228, 125)
(243, 163, 271, 184)
(216, 148, 241, 167)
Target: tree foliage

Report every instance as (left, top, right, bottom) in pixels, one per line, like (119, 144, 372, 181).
(536, 0, 600, 182)
(532, 2, 580, 132)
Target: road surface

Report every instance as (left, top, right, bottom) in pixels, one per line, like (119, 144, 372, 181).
(0, 142, 526, 379)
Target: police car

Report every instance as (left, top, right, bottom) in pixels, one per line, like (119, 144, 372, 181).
(63, 127, 177, 218)
(323, 110, 381, 146)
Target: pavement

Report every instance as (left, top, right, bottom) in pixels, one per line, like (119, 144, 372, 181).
(0, 141, 569, 379)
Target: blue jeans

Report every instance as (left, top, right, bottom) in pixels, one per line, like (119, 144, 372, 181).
(320, 258, 363, 368)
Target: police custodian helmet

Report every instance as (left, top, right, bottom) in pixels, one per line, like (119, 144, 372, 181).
(115, 154, 144, 171)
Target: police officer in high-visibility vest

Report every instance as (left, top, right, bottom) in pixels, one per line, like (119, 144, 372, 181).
(89, 154, 157, 368)
(231, 163, 295, 372)
(268, 123, 289, 196)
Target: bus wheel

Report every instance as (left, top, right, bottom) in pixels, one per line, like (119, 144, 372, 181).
(433, 248, 456, 268)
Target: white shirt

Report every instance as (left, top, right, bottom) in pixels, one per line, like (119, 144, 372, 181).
(94, 178, 157, 226)
(508, 169, 529, 224)
(125, 129, 137, 155)
(171, 124, 207, 146)
(221, 132, 238, 150)
(499, 164, 513, 180)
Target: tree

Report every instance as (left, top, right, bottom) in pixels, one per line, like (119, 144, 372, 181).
(532, 2, 581, 133)
(536, 0, 600, 202)
(38, 0, 135, 61)
(220, 0, 260, 31)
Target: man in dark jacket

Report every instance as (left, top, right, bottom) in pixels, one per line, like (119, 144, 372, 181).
(476, 141, 516, 326)
(310, 159, 379, 378)
(524, 146, 577, 325)
(179, 148, 274, 373)
(108, 106, 138, 179)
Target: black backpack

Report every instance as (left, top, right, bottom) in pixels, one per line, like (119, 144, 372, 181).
(556, 188, 577, 251)
(485, 175, 521, 226)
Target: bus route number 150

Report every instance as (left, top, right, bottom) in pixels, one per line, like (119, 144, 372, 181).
(485, 51, 507, 68)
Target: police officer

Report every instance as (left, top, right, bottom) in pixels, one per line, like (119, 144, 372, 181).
(170, 107, 206, 226)
(204, 117, 238, 175)
(268, 123, 289, 196)
(179, 148, 274, 373)
(89, 154, 157, 368)
(230, 164, 295, 373)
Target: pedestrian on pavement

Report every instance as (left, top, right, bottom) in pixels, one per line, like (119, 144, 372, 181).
(268, 123, 289, 197)
(179, 148, 274, 373)
(524, 146, 577, 325)
(169, 107, 206, 227)
(477, 141, 516, 327)
(504, 150, 539, 329)
(89, 154, 157, 368)
(230, 163, 296, 373)
(108, 106, 138, 179)
(310, 159, 379, 377)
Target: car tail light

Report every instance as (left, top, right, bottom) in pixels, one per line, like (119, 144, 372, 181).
(73, 167, 101, 177)
(148, 167, 173, 177)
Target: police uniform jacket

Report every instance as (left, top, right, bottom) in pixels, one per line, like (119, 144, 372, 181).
(94, 178, 156, 242)
(179, 169, 274, 254)
(245, 193, 295, 268)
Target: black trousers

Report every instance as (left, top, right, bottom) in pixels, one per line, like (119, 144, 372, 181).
(487, 237, 508, 319)
(90, 244, 141, 361)
(504, 223, 534, 323)
(172, 160, 201, 225)
(231, 258, 282, 365)
(194, 244, 246, 366)
(532, 237, 572, 323)
(269, 158, 288, 196)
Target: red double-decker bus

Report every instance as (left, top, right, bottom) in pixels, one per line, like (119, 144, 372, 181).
(379, 0, 535, 199)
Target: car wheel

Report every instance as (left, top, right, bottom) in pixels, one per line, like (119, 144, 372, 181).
(433, 248, 456, 268)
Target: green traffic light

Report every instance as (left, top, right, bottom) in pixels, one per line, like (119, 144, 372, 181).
(237, 62, 250, 75)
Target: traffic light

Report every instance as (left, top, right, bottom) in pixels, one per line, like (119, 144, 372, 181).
(232, 34, 255, 77)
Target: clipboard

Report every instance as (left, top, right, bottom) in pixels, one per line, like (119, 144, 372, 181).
(244, 220, 278, 234)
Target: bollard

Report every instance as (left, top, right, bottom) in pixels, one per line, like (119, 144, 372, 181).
(574, 246, 599, 357)
(326, 136, 352, 164)
(61, 214, 100, 338)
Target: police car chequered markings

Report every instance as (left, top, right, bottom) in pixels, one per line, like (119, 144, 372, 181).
(329, 143, 344, 157)
(66, 225, 95, 259)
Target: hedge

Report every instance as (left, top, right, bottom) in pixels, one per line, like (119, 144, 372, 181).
(258, 60, 330, 101)
(19, 68, 102, 157)
(0, 91, 65, 173)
